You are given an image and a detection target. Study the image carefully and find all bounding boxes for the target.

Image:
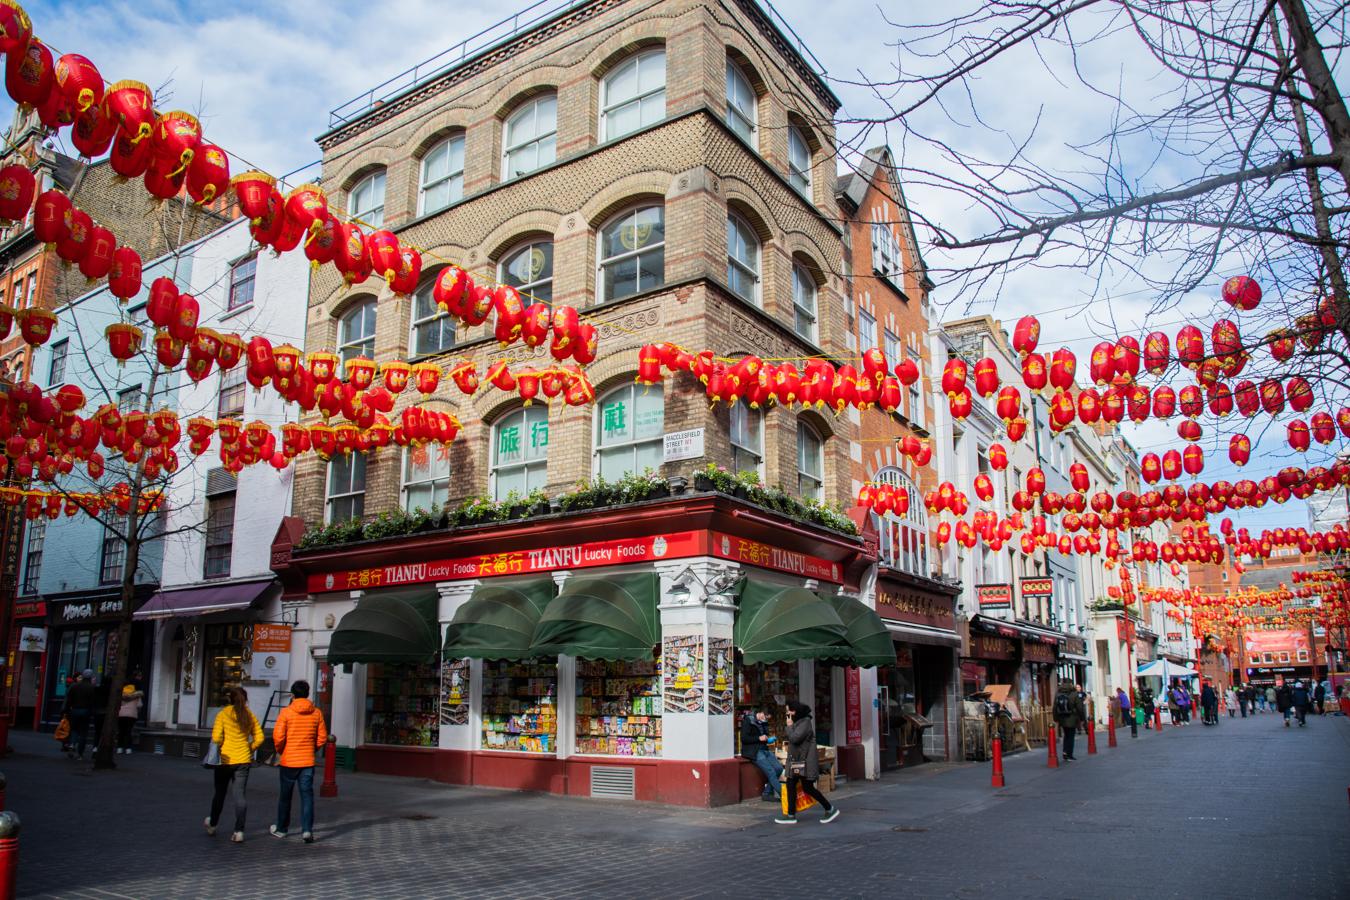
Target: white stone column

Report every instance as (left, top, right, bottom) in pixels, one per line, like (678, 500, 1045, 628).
(655, 559, 739, 760)
(551, 571, 574, 760)
(436, 580, 479, 752)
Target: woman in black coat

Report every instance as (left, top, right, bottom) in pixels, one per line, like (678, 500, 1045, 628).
(775, 702, 840, 825)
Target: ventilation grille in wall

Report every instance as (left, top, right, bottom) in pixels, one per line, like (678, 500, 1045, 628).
(589, 766, 635, 800)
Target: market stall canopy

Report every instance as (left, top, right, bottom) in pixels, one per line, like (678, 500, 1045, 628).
(529, 572, 659, 661)
(735, 579, 854, 665)
(827, 594, 895, 667)
(327, 588, 439, 666)
(1137, 659, 1200, 679)
(133, 578, 277, 620)
(443, 580, 556, 660)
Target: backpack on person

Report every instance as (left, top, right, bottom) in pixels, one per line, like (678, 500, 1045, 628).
(1054, 692, 1074, 717)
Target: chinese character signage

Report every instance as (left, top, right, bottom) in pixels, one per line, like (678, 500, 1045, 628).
(976, 583, 1013, 610)
(1020, 577, 1053, 599)
(710, 532, 843, 583)
(876, 578, 956, 630)
(249, 624, 292, 680)
(845, 667, 862, 744)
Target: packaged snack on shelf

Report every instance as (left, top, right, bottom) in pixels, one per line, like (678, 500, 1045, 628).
(574, 656, 662, 758)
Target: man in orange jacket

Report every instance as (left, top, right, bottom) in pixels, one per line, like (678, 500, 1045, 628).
(269, 680, 332, 844)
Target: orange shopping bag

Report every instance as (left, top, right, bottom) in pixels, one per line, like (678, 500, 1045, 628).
(54, 716, 71, 742)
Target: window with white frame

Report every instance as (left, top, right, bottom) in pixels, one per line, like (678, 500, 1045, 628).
(338, 298, 377, 363)
(204, 492, 235, 579)
(907, 341, 924, 428)
(499, 240, 554, 306)
(730, 402, 763, 476)
(347, 170, 386, 228)
(217, 365, 246, 419)
(883, 329, 900, 367)
(787, 125, 812, 196)
(791, 263, 817, 341)
(326, 453, 367, 523)
(100, 514, 126, 585)
(725, 213, 760, 304)
(502, 95, 557, 179)
(595, 384, 664, 481)
(22, 517, 44, 595)
(874, 467, 928, 577)
(47, 339, 67, 386)
(403, 444, 451, 512)
(601, 49, 666, 141)
(599, 205, 664, 302)
(492, 406, 549, 500)
(228, 254, 257, 310)
(117, 385, 143, 415)
(410, 278, 456, 356)
(420, 135, 465, 215)
(871, 222, 901, 279)
(859, 309, 877, 352)
(725, 59, 756, 143)
(796, 421, 824, 500)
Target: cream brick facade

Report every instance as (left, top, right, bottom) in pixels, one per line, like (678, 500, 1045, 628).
(295, 0, 855, 526)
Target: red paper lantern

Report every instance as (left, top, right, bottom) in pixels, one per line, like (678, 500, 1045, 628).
(1100, 388, 1125, 425)
(247, 336, 276, 385)
(32, 189, 69, 246)
(54, 53, 103, 113)
(989, 443, 1008, 471)
(54, 206, 92, 265)
(79, 225, 115, 280)
(1176, 325, 1204, 370)
(1206, 382, 1233, 418)
(108, 246, 142, 302)
(1006, 416, 1028, 442)
(1211, 318, 1242, 361)
(1048, 348, 1076, 391)
(1311, 411, 1336, 445)
(1259, 379, 1285, 415)
(1338, 408, 1350, 438)
(432, 267, 468, 315)
(1143, 331, 1169, 375)
(1049, 390, 1075, 428)
(17, 307, 55, 346)
(170, 292, 199, 343)
(1141, 453, 1161, 484)
(894, 356, 919, 386)
(109, 131, 153, 180)
(1234, 380, 1259, 417)
(1229, 435, 1249, 469)
(186, 144, 230, 204)
(103, 80, 154, 145)
(1221, 275, 1261, 311)
(389, 246, 422, 297)
(1288, 420, 1311, 453)
(105, 322, 142, 364)
(1012, 315, 1040, 356)
(0, 163, 34, 222)
(1162, 449, 1182, 481)
(0, 2, 31, 57)
(1089, 341, 1114, 385)
(366, 230, 401, 283)
(381, 360, 411, 394)
(5, 36, 52, 109)
(1286, 376, 1314, 413)
(1069, 462, 1089, 493)
(1021, 352, 1047, 393)
(150, 110, 202, 176)
(412, 362, 441, 396)
(218, 334, 246, 371)
(229, 171, 276, 221)
(1112, 336, 1141, 382)
(154, 329, 185, 368)
(1177, 419, 1202, 443)
(941, 357, 967, 397)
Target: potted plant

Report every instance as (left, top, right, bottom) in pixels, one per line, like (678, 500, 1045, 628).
(558, 480, 595, 512)
(456, 495, 498, 527)
(523, 489, 550, 517)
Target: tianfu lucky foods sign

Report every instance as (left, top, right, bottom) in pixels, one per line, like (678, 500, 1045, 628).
(308, 531, 844, 593)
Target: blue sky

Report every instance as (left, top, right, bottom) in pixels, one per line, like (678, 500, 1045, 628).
(10, 0, 1338, 532)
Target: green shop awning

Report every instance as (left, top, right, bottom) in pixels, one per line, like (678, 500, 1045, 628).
(735, 579, 854, 665)
(529, 572, 659, 661)
(327, 588, 439, 666)
(442, 579, 556, 660)
(828, 594, 897, 668)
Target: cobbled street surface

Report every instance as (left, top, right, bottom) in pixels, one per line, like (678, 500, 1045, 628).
(7, 712, 1349, 899)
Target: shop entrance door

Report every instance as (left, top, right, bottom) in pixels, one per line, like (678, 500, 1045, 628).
(199, 624, 249, 729)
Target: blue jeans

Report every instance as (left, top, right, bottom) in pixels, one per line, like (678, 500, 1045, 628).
(750, 747, 782, 797)
(276, 766, 315, 834)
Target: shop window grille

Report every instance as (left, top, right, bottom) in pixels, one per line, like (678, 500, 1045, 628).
(183, 741, 203, 759)
(589, 766, 635, 800)
(154, 741, 166, 755)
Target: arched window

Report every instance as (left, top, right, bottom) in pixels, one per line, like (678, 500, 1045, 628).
(499, 240, 554, 306)
(791, 263, 817, 341)
(492, 406, 549, 501)
(796, 420, 823, 500)
(595, 383, 664, 480)
(348, 170, 386, 228)
(598, 204, 664, 302)
(726, 212, 760, 304)
(787, 126, 811, 197)
(420, 135, 465, 215)
(410, 278, 455, 356)
(403, 444, 450, 512)
(338, 298, 377, 363)
(725, 59, 756, 143)
(601, 50, 666, 141)
(730, 402, 762, 476)
(874, 467, 928, 577)
(502, 95, 557, 179)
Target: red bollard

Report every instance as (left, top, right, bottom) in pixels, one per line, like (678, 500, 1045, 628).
(1047, 722, 1058, 768)
(991, 737, 1006, 788)
(319, 741, 338, 799)
(1108, 712, 1118, 748)
(1086, 718, 1098, 755)
(1154, 708, 1163, 731)
(0, 811, 19, 900)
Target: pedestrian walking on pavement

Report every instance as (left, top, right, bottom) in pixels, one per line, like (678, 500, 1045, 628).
(1053, 682, 1086, 760)
(1200, 682, 1217, 726)
(740, 706, 782, 801)
(271, 680, 331, 844)
(62, 669, 96, 759)
(206, 687, 264, 843)
(1264, 685, 1276, 713)
(1238, 684, 1250, 718)
(1276, 682, 1294, 727)
(1115, 687, 1132, 727)
(1224, 688, 1237, 718)
(1139, 686, 1155, 729)
(774, 702, 838, 825)
(91, 674, 111, 757)
(1291, 681, 1310, 727)
(1313, 680, 1326, 716)
(117, 684, 144, 754)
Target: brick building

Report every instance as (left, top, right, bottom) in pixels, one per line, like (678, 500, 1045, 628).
(272, 0, 891, 806)
(835, 148, 960, 772)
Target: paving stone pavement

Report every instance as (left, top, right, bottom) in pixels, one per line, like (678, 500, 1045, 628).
(6, 711, 1348, 899)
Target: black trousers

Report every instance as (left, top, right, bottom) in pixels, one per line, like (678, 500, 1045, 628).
(116, 716, 136, 750)
(785, 774, 831, 815)
(1061, 724, 1076, 758)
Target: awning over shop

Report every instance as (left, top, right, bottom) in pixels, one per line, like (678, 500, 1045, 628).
(327, 588, 439, 666)
(884, 620, 962, 649)
(828, 594, 896, 667)
(529, 573, 659, 661)
(1058, 652, 1094, 666)
(133, 579, 277, 620)
(1138, 659, 1200, 679)
(735, 579, 853, 665)
(443, 579, 555, 660)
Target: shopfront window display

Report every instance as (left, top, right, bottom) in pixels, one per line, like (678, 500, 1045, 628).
(365, 662, 440, 747)
(575, 657, 662, 757)
(201, 624, 251, 728)
(813, 660, 834, 746)
(482, 660, 557, 753)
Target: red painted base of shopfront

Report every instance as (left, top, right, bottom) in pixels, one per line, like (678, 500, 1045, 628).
(355, 746, 754, 807)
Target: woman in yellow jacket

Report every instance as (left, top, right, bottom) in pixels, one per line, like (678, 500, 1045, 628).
(206, 687, 264, 843)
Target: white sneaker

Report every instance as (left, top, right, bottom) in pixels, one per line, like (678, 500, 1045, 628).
(204, 817, 216, 837)
(820, 807, 841, 824)
(231, 831, 244, 843)
(774, 816, 797, 825)
(302, 831, 314, 843)
(269, 825, 287, 838)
